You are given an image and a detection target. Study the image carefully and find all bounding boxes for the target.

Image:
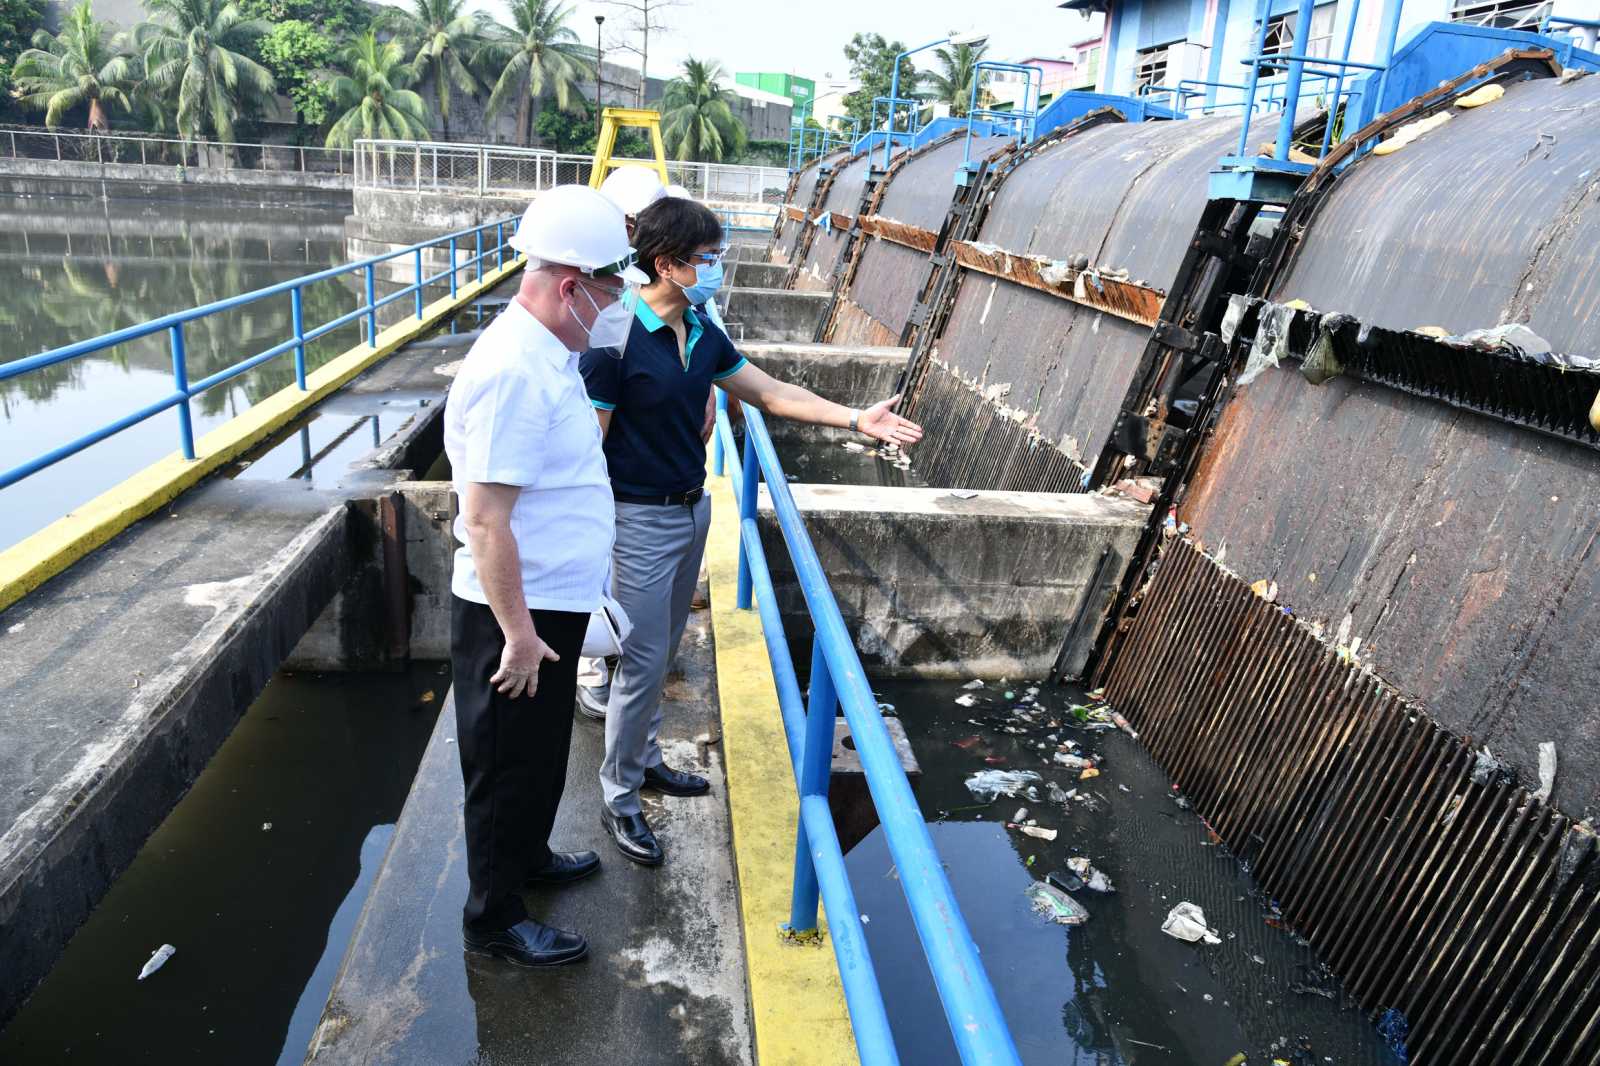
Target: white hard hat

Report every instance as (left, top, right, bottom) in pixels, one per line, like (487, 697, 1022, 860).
(599, 165, 667, 216)
(510, 184, 648, 284)
(663, 183, 692, 199)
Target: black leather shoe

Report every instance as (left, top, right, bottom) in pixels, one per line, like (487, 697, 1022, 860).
(575, 681, 609, 721)
(525, 850, 600, 886)
(601, 808, 664, 866)
(643, 763, 711, 797)
(463, 918, 588, 967)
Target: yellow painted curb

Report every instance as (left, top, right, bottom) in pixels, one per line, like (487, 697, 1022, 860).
(0, 258, 526, 614)
(704, 460, 860, 1065)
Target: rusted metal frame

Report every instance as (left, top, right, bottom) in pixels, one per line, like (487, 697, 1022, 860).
(1295, 706, 1435, 943)
(1260, 683, 1389, 908)
(1100, 539, 1190, 714)
(1173, 596, 1297, 825)
(1371, 779, 1529, 1012)
(1281, 699, 1414, 936)
(1255, 47, 1563, 293)
(1507, 881, 1600, 1065)
(898, 108, 1127, 417)
(1248, 668, 1374, 881)
(1446, 842, 1589, 1063)
(1319, 727, 1464, 972)
(786, 160, 843, 284)
(782, 204, 807, 223)
(856, 214, 939, 253)
(1221, 638, 1345, 859)
(1465, 873, 1600, 1063)
(1361, 779, 1500, 1009)
(1409, 807, 1566, 1059)
(945, 240, 1166, 327)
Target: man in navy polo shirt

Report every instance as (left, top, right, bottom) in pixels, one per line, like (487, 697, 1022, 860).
(581, 196, 922, 865)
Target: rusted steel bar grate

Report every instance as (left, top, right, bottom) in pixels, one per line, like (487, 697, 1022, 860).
(1098, 537, 1600, 1065)
(857, 215, 940, 254)
(902, 361, 1089, 493)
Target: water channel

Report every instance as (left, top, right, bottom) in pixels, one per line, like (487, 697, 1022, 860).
(0, 179, 357, 553)
(0, 665, 443, 1065)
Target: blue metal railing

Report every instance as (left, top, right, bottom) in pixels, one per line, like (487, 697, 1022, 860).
(710, 391, 1020, 1066)
(961, 62, 1043, 173)
(0, 216, 518, 491)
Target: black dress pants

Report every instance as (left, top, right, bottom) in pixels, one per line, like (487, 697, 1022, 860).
(451, 596, 588, 933)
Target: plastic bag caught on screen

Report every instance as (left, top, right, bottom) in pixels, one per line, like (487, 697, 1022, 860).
(1238, 300, 1297, 386)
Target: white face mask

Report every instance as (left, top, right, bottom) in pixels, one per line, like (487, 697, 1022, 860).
(571, 282, 635, 354)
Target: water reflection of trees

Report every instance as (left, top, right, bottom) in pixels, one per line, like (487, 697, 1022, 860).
(1, 227, 357, 420)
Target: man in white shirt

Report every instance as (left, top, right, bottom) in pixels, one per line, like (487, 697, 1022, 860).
(445, 184, 647, 968)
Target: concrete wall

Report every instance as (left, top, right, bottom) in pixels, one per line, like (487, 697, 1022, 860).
(720, 288, 830, 343)
(757, 485, 1149, 678)
(741, 342, 907, 445)
(0, 154, 350, 192)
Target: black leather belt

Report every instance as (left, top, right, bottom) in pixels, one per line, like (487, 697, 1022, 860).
(614, 487, 705, 506)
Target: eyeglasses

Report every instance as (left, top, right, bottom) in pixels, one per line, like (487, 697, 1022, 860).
(677, 249, 725, 269)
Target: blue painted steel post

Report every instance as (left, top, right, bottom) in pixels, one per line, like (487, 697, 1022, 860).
(364, 264, 377, 347)
(711, 387, 728, 476)
(448, 236, 458, 298)
(290, 285, 307, 390)
(1273, 0, 1316, 160)
(1319, 0, 1364, 157)
(413, 247, 424, 319)
(168, 324, 195, 460)
(496, 222, 504, 270)
(1235, 0, 1274, 157)
(1371, 0, 1405, 121)
(475, 226, 484, 283)
(788, 639, 838, 933)
(736, 431, 758, 609)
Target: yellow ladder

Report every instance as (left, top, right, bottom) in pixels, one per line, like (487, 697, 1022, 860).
(588, 107, 670, 188)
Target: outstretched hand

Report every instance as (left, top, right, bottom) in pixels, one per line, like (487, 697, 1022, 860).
(856, 394, 924, 446)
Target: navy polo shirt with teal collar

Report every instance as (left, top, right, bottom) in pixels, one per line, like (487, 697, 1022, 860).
(580, 297, 748, 497)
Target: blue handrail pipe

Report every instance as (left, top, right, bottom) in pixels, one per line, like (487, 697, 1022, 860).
(0, 217, 517, 492)
(710, 390, 1021, 1065)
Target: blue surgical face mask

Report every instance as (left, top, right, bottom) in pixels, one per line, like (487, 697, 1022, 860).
(674, 258, 724, 306)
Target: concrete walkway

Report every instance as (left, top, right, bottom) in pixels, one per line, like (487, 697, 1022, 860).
(303, 604, 752, 1066)
(0, 305, 499, 1025)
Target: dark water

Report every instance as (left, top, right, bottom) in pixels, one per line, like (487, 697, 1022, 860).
(844, 676, 1399, 1066)
(777, 436, 923, 488)
(0, 665, 444, 1065)
(0, 182, 357, 552)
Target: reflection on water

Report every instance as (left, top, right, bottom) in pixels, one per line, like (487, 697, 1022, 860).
(0, 182, 355, 551)
(0, 665, 443, 1066)
(846, 677, 1398, 1066)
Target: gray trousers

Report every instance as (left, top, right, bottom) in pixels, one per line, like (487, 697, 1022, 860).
(600, 496, 712, 816)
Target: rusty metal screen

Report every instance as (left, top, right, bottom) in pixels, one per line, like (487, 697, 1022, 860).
(1100, 538, 1600, 1066)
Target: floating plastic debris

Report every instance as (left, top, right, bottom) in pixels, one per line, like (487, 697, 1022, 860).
(1053, 752, 1093, 770)
(954, 693, 978, 708)
(1026, 881, 1090, 925)
(1012, 807, 1029, 823)
(1470, 746, 1514, 787)
(261, 822, 272, 832)
(1534, 741, 1557, 804)
(1066, 857, 1115, 893)
(961, 679, 985, 690)
(138, 944, 176, 981)
(1011, 823, 1058, 841)
(1079, 767, 1100, 781)
(965, 769, 1041, 802)
(1161, 902, 1220, 944)
(953, 735, 982, 749)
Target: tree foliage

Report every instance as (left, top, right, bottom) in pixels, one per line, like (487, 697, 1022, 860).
(842, 31, 919, 128)
(0, 0, 44, 60)
(475, 0, 589, 146)
(13, 1, 136, 128)
(660, 57, 745, 163)
(134, 0, 275, 142)
(921, 40, 988, 117)
(235, 0, 367, 37)
(259, 19, 334, 125)
(379, 0, 488, 138)
(324, 28, 430, 147)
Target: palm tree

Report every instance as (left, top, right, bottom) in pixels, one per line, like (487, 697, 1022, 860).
(323, 30, 431, 149)
(922, 40, 988, 117)
(475, 0, 589, 147)
(381, 0, 487, 140)
(660, 58, 746, 163)
(13, 2, 138, 130)
(134, 0, 275, 143)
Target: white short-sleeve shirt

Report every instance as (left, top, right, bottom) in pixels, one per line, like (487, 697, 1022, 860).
(445, 299, 614, 612)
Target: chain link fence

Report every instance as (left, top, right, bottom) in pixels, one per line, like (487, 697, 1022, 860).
(354, 139, 788, 205)
(0, 125, 353, 173)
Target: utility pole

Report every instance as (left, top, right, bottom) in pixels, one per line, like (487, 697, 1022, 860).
(595, 15, 606, 136)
